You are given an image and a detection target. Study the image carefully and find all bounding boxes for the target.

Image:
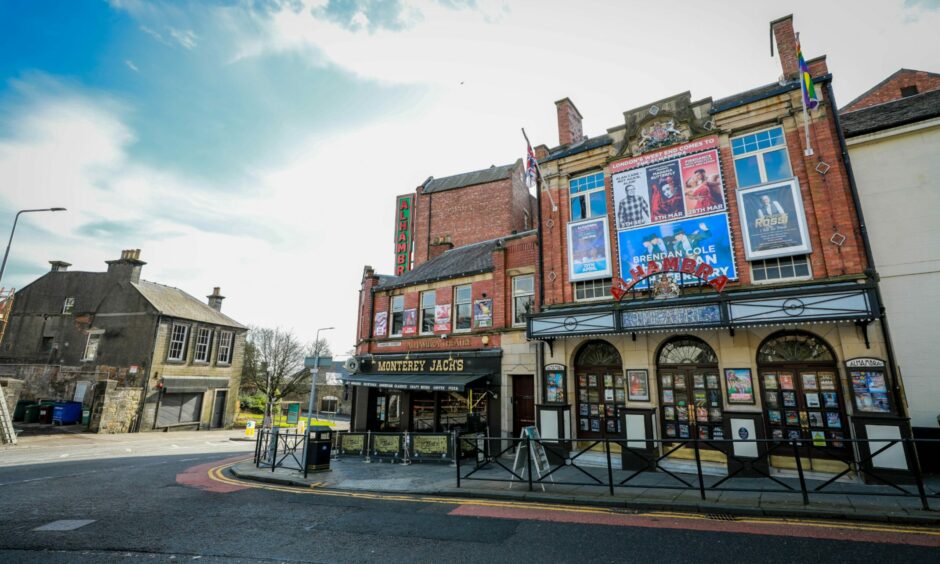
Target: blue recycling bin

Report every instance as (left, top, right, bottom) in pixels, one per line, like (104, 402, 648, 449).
(53, 401, 83, 425)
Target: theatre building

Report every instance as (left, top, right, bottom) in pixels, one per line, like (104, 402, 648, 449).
(348, 163, 539, 438)
(525, 16, 912, 473)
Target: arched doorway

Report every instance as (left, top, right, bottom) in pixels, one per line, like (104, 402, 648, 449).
(574, 340, 624, 438)
(756, 331, 848, 453)
(656, 337, 724, 442)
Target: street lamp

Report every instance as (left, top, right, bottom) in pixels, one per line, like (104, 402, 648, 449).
(0, 207, 67, 288)
(307, 326, 334, 428)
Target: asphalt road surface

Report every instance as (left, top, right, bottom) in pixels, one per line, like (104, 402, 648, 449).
(1, 431, 938, 563)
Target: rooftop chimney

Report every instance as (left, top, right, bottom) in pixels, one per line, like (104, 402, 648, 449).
(555, 97, 584, 146)
(106, 249, 145, 284)
(207, 287, 225, 312)
(771, 15, 799, 79)
(49, 260, 71, 273)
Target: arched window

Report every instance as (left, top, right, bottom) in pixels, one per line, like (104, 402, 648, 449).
(758, 332, 834, 363)
(574, 340, 623, 438)
(658, 337, 718, 365)
(576, 340, 622, 367)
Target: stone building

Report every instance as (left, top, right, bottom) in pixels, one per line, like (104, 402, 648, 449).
(841, 70, 940, 464)
(0, 249, 246, 432)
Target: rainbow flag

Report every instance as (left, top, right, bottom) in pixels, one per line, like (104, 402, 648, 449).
(797, 37, 819, 110)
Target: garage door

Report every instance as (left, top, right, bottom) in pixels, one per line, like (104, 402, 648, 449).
(156, 392, 203, 427)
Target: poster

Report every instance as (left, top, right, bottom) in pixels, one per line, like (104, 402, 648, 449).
(737, 178, 812, 260)
(402, 308, 417, 335)
(679, 150, 726, 216)
(613, 168, 652, 230)
(568, 217, 613, 281)
(473, 299, 493, 328)
(374, 311, 388, 337)
(433, 304, 451, 332)
(850, 370, 892, 413)
(545, 371, 565, 403)
(725, 368, 754, 404)
(646, 160, 686, 223)
(627, 370, 649, 401)
(617, 213, 737, 289)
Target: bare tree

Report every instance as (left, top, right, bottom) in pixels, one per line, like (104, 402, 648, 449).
(244, 326, 309, 425)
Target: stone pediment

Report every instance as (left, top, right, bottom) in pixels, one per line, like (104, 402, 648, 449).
(612, 92, 714, 159)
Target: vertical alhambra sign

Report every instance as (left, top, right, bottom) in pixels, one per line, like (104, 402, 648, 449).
(395, 194, 414, 275)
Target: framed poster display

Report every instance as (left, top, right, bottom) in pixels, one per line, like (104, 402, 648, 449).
(724, 368, 755, 404)
(849, 369, 892, 414)
(627, 369, 650, 401)
(736, 178, 813, 260)
(543, 364, 567, 404)
(567, 217, 613, 282)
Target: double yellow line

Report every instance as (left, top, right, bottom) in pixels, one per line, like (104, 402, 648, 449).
(207, 459, 940, 538)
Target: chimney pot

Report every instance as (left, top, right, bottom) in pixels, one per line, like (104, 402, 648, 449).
(207, 287, 226, 312)
(49, 260, 71, 273)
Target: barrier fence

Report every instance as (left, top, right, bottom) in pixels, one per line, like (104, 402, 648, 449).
(456, 435, 940, 511)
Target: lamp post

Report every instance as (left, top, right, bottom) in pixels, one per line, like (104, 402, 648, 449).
(0, 207, 67, 288)
(307, 326, 334, 428)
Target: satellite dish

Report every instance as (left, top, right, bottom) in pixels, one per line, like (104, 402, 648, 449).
(344, 357, 360, 373)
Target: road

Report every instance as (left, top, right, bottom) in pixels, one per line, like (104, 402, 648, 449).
(1, 431, 938, 563)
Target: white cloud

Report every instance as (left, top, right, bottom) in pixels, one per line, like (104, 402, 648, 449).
(169, 28, 198, 50)
(124, 59, 140, 72)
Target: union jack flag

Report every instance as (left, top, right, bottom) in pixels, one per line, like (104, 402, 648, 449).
(524, 140, 538, 189)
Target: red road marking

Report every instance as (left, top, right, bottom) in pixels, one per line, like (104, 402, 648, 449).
(449, 505, 940, 548)
(176, 455, 250, 493)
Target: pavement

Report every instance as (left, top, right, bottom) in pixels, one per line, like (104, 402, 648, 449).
(230, 452, 940, 526)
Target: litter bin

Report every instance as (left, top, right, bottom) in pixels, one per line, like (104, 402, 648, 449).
(53, 402, 83, 425)
(306, 425, 333, 474)
(38, 402, 57, 424)
(24, 404, 41, 423)
(13, 400, 37, 422)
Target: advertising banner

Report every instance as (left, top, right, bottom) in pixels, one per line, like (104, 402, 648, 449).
(394, 194, 414, 276)
(679, 149, 726, 216)
(567, 217, 613, 281)
(402, 308, 417, 336)
(736, 178, 812, 260)
(610, 135, 719, 174)
(646, 160, 686, 223)
(613, 168, 652, 230)
(433, 304, 452, 332)
(374, 311, 388, 337)
(617, 214, 737, 289)
(473, 299, 493, 328)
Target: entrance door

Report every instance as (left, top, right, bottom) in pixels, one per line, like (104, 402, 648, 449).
(574, 341, 624, 438)
(512, 375, 534, 438)
(369, 391, 402, 432)
(211, 390, 227, 428)
(657, 337, 723, 444)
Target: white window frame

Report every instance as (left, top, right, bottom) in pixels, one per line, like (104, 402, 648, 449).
(730, 126, 793, 188)
(419, 291, 436, 335)
(217, 331, 234, 365)
(390, 295, 404, 337)
(749, 255, 813, 285)
(512, 275, 535, 327)
(62, 297, 75, 315)
(167, 323, 190, 362)
(453, 284, 472, 333)
(194, 326, 213, 363)
(82, 330, 103, 361)
(574, 278, 613, 302)
(568, 172, 607, 222)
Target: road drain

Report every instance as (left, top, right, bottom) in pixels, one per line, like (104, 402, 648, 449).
(704, 513, 737, 521)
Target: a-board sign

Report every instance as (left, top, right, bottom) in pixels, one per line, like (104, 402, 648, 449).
(510, 426, 553, 490)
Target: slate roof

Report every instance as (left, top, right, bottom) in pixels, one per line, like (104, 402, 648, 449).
(422, 162, 517, 193)
(541, 134, 613, 163)
(840, 88, 940, 138)
(133, 280, 246, 329)
(710, 74, 832, 114)
(840, 68, 940, 112)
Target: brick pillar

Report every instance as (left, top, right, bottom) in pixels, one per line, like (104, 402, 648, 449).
(771, 15, 798, 79)
(555, 98, 584, 146)
(357, 266, 380, 350)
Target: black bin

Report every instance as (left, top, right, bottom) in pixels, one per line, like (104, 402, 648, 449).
(306, 425, 334, 474)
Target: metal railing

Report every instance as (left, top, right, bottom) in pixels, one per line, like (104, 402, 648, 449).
(456, 435, 940, 511)
(254, 428, 307, 471)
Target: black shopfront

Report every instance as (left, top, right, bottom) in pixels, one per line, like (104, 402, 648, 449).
(344, 350, 502, 437)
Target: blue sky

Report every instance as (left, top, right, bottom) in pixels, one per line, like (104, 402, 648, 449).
(1, 0, 938, 352)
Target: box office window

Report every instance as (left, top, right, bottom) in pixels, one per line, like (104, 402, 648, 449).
(217, 331, 233, 365)
(569, 172, 606, 221)
(156, 392, 202, 427)
(454, 285, 472, 332)
(731, 127, 792, 188)
(168, 323, 189, 361)
(390, 295, 404, 336)
(420, 291, 436, 335)
(512, 275, 535, 327)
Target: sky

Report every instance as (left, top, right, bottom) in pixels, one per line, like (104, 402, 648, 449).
(1, 0, 938, 355)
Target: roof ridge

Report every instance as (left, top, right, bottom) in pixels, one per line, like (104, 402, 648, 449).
(841, 87, 940, 115)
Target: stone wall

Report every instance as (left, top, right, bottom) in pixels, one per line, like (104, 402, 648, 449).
(89, 380, 142, 434)
(0, 377, 24, 415)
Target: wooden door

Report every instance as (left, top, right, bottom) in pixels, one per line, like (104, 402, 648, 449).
(211, 390, 227, 428)
(512, 375, 535, 438)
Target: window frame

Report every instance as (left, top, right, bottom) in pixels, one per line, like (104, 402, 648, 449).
(511, 274, 535, 327)
(574, 278, 613, 302)
(390, 295, 404, 337)
(193, 326, 213, 363)
(167, 322, 190, 362)
(453, 284, 472, 333)
(82, 330, 103, 362)
(568, 172, 607, 222)
(730, 126, 793, 188)
(62, 297, 75, 315)
(216, 330, 234, 365)
(419, 291, 436, 335)
(749, 255, 813, 285)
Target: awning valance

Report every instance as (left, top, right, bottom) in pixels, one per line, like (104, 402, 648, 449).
(162, 376, 231, 393)
(341, 373, 490, 392)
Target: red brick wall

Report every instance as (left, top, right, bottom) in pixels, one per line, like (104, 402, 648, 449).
(556, 98, 584, 146)
(842, 70, 940, 112)
(772, 16, 798, 79)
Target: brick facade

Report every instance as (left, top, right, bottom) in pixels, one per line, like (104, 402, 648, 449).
(842, 69, 940, 113)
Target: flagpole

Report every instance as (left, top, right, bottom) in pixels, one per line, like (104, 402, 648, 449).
(522, 128, 558, 212)
(797, 33, 814, 157)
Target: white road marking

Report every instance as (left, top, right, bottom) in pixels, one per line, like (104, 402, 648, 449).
(33, 519, 96, 531)
(59, 454, 69, 458)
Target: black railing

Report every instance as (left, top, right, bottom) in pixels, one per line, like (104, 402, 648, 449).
(456, 435, 940, 511)
(254, 428, 307, 471)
